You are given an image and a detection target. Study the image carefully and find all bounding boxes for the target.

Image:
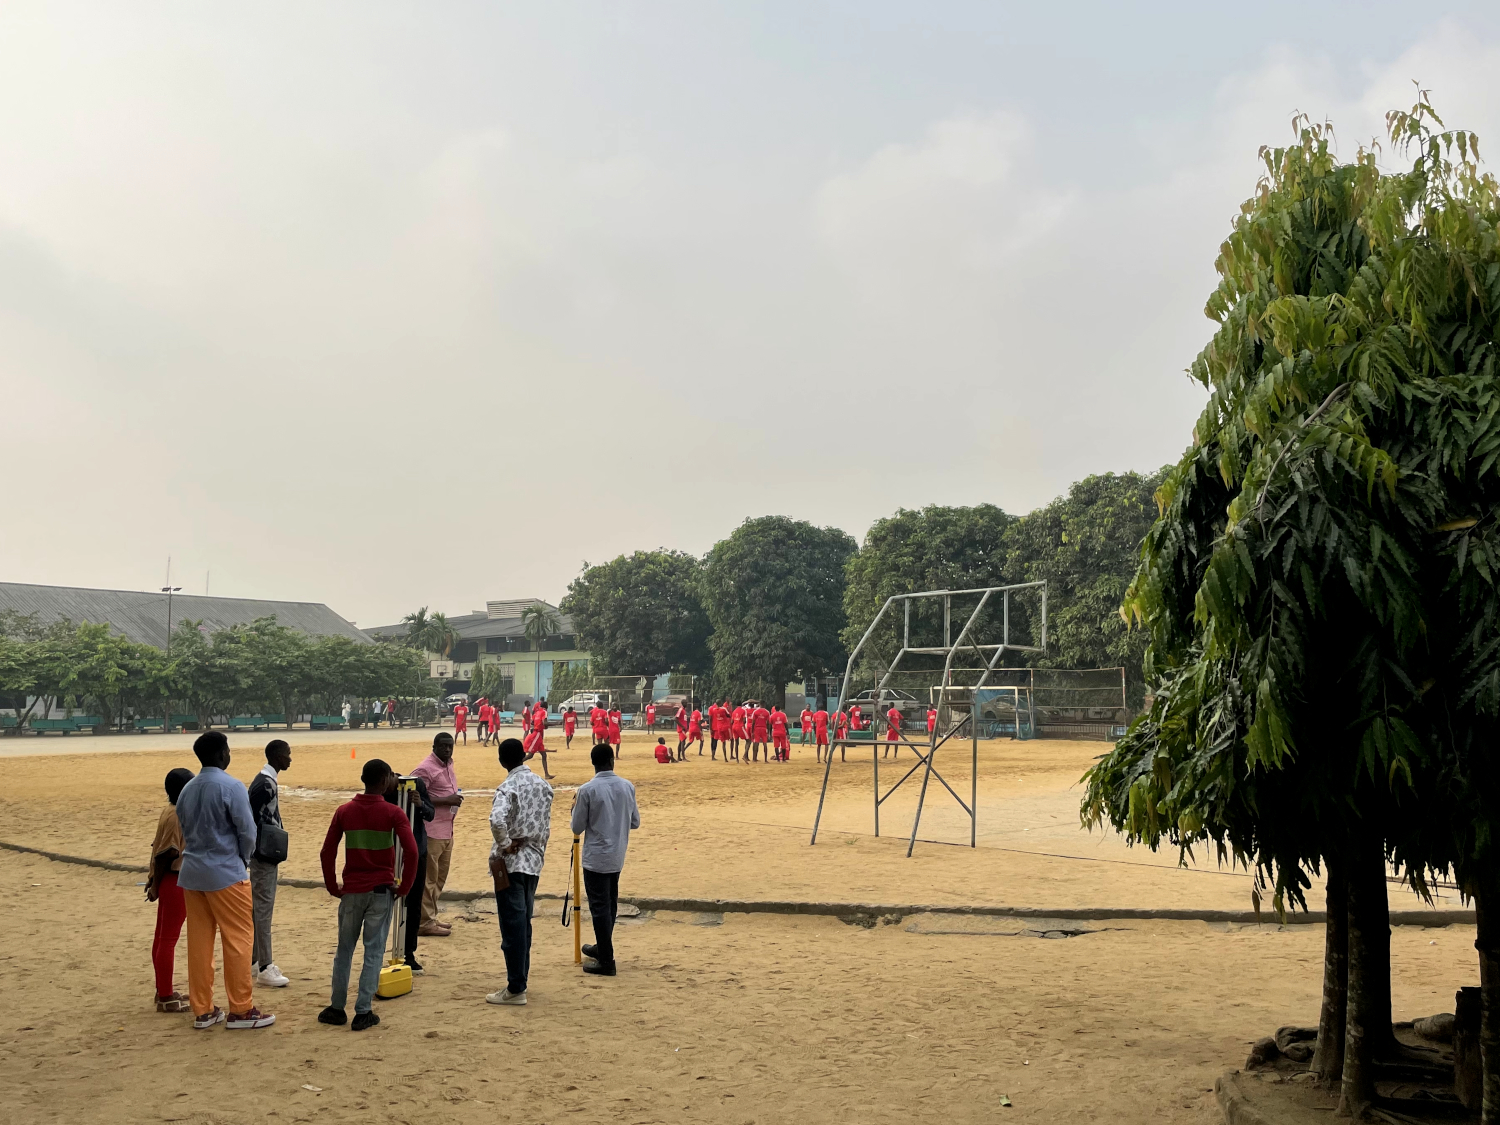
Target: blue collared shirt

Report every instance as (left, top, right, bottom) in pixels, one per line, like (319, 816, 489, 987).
(176, 766, 257, 892)
(570, 770, 640, 874)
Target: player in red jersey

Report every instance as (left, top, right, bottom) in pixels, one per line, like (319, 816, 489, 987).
(607, 706, 623, 758)
(590, 703, 607, 745)
(529, 705, 554, 778)
(564, 706, 578, 748)
(799, 706, 814, 745)
(770, 706, 791, 761)
(884, 704, 904, 758)
(831, 708, 849, 761)
(688, 707, 704, 755)
(729, 702, 748, 761)
(674, 704, 689, 761)
(708, 700, 727, 760)
(452, 701, 469, 743)
(477, 699, 492, 744)
(926, 706, 938, 737)
(847, 703, 864, 732)
(813, 707, 830, 762)
(748, 702, 771, 763)
(646, 701, 657, 729)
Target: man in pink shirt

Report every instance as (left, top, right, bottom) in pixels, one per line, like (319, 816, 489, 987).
(410, 731, 463, 938)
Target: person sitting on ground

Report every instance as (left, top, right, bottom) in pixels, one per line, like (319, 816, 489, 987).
(146, 766, 196, 1014)
(653, 737, 672, 764)
(318, 758, 419, 1032)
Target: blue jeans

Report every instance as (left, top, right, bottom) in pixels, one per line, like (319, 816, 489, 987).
(330, 890, 393, 1014)
(496, 872, 539, 994)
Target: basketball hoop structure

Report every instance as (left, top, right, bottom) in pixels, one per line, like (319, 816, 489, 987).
(809, 582, 1047, 857)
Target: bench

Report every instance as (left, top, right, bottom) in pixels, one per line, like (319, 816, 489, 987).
(262, 714, 287, 726)
(30, 718, 80, 734)
(134, 717, 165, 732)
(310, 715, 346, 730)
(228, 715, 266, 730)
(171, 714, 200, 731)
(0, 715, 18, 730)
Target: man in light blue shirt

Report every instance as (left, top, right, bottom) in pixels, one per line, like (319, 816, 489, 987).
(570, 742, 640, 977)
(175, 731, 275, 1030)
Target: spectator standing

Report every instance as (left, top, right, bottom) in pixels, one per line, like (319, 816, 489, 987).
(571, 742, 640, 977)
(176, 731, 275, 1030)
(385, 771, 435, 973)
(411, 732, 461, 937)
(146, 767, 196, 1013)
(485, 738, 554, 1006)
(341, 700, 352, 727)
(246, 739, 292, 988)
(317, 758, 418, 1031)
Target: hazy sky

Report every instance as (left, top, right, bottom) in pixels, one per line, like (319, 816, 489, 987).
(4, 4, 1499, 627)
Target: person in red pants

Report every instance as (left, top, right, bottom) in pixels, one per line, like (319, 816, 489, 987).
(147, 767, 196, 1013)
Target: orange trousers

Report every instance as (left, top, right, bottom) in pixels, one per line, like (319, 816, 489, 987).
(183, 880, 255, 1016)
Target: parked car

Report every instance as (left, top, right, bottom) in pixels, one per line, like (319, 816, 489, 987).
(557, 692, 609, 715)
(440, 692, 470, 716)
(653, 694, 689, 721)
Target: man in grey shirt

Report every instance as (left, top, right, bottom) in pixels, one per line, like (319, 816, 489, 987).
(570, 742, 640, 977)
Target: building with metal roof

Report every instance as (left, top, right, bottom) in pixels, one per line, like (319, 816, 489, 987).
(0, 582, 368, 649)
(367, 600, 586, 703)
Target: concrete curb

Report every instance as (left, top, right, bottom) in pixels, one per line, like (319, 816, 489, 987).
(0, 840, 1475, 927)
(1215, 1072, 1279, 1125)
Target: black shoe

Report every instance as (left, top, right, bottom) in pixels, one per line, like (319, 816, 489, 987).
(317, 1006, 347, 1026)
(405, 956, 424, 975)
(582, 961, 617, 976)
(351, 1011, 380, 1031)
(581, 944, 598, 960)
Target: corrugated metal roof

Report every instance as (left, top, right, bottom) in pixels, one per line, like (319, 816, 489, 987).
(0, 582, 369, 648)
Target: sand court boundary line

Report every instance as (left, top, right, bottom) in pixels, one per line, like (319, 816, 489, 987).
(1, 838, 1475, 927)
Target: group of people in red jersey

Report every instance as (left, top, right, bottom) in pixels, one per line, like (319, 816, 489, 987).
(587, 702, 626, 757)
(450, 690, 943, 769)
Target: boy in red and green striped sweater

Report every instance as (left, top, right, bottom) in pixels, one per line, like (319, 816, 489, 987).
(318, 759, 418, 1031)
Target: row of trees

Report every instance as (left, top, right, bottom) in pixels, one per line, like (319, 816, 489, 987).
(1084, 99, 1500, 1119)
(559, 477, 1164, 707)
(0, 610, 434, 731)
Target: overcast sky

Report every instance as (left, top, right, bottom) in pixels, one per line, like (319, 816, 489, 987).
(3, 3, 1499, 628)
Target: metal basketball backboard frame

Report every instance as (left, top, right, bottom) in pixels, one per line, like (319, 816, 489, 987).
(809, 582, 1046, 857)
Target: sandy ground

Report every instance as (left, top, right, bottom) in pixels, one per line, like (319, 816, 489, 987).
(0, 730, 1462, 913)
(0, 850, 1477, 1125)
(0, 729, 1480, 1124)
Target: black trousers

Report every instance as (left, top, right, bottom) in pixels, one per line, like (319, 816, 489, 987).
(404, 850, 427, 960)
(583, 868, 621, 967)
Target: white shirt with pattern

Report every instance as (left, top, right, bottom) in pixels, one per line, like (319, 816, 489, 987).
(489, 764, 554, 876)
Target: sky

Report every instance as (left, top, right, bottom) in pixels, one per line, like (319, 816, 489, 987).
(3, 3, 1500, 628)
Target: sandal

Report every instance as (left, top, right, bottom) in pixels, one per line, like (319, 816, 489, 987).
(156, 991, 191, 1013)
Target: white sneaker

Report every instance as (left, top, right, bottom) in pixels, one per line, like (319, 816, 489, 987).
(486, 988, 527, 1005)
(256, 964, 290, 988)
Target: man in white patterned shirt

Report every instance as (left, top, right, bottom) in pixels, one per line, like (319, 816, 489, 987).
(486, 738, 554, 1006)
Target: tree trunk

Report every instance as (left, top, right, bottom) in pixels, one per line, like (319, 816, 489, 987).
(1479, 885, 1500, 1125)
(1339, 835, 1391, 1116)
(1314, 858, 1349, 1083)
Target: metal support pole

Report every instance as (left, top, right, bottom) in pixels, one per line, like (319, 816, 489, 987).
(572, 836, 583, 964)
(971, 704, 978, 848)
(873, 742, 879, 837)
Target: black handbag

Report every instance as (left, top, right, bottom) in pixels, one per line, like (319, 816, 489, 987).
(256, 823, 289, 865)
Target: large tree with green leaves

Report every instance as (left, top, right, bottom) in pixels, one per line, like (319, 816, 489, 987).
(701, 516, 856, 707)
(561, 549, 711, 677)
(1005, 471, 1166, 704)
(842, 503, 1016, 665)
(1084, 98, 1500, 1118)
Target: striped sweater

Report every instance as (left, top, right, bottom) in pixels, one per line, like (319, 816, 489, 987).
(320, 793, 419, 897)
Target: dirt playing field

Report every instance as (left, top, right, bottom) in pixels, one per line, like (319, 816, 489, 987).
(0, 728, 1480, 1124)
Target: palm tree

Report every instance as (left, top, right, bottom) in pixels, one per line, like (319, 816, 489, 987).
(429, 613, 458, 659)
(521, 603, 560, 703)
(400, 607, 433, 651)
